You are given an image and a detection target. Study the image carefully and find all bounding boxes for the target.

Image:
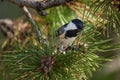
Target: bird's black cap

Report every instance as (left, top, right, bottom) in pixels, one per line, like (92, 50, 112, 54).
(72, 19, 84, 30)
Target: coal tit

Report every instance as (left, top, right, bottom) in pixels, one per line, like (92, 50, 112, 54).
(56, 19, 84, 51)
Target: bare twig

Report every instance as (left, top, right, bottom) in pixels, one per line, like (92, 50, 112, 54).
(22, 6, 41, 42)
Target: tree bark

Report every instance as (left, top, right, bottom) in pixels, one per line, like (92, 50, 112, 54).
(6, 0, 72, 10)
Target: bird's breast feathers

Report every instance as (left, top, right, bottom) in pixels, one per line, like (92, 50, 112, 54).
(57, 37, 76, 47)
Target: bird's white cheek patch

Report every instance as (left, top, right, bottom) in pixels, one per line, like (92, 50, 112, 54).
(65, 22, 77, 30)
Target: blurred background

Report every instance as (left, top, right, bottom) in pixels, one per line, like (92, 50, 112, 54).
(0, 1, 23, 19)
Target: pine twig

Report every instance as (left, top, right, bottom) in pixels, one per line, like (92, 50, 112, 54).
(22, 6, 41, 42)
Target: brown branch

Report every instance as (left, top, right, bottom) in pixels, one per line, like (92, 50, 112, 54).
(6, 0, 72, 15)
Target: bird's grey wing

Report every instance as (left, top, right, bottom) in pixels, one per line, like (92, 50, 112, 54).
(56, 23, 68, 37)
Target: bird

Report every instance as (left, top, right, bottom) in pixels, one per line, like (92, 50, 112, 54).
(56, 19, 84, 52)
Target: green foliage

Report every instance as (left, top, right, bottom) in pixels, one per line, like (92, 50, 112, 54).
(0, 0, 120, 80)
(0, 38, 112, 80)
(86, 0, 120, 36)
